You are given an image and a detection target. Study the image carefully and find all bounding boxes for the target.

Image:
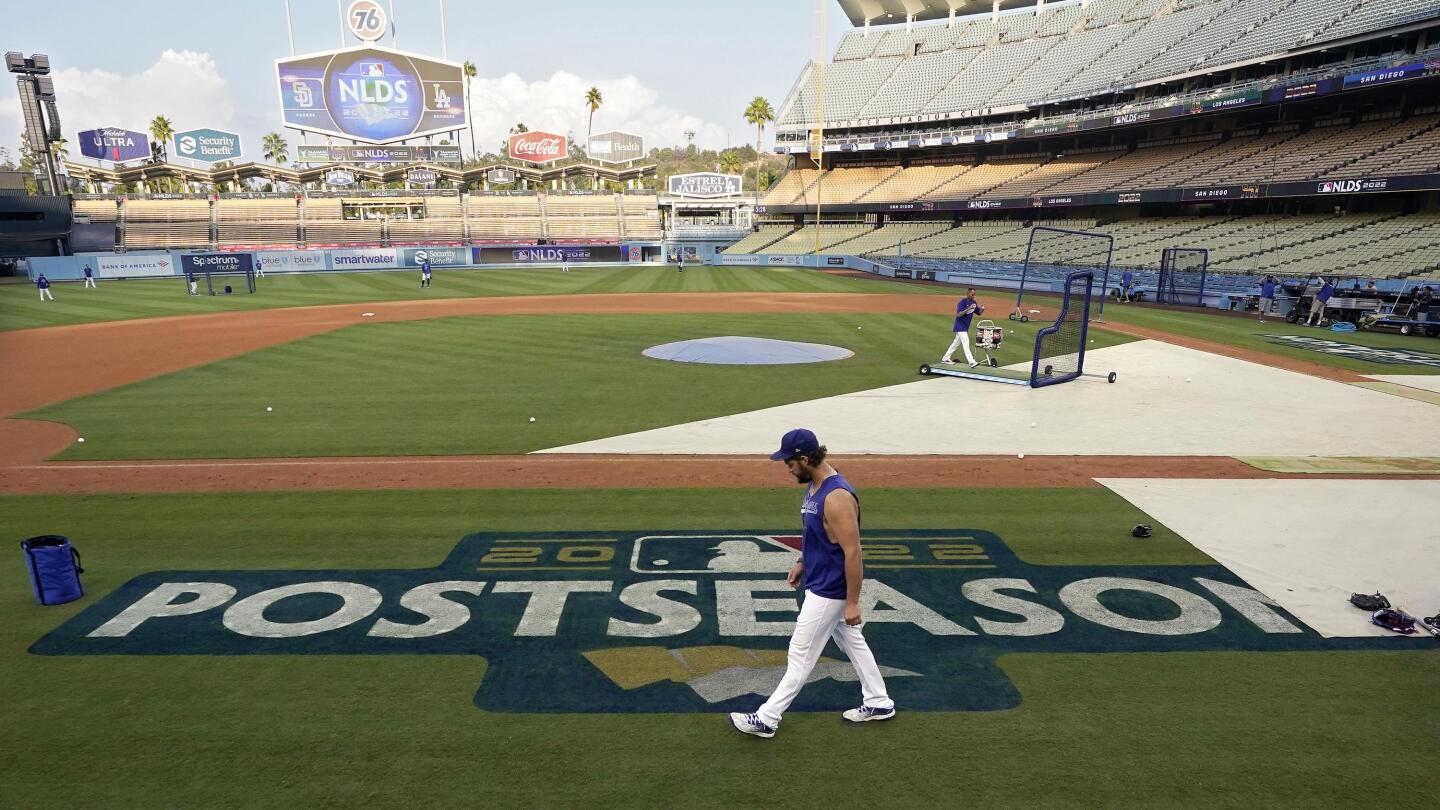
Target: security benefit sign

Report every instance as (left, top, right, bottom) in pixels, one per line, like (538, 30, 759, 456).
(30, 529, 1402, 714)
(174, 128, 242, 163)
(276, 45, 467, 144)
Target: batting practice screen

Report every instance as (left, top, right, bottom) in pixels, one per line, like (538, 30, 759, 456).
(1015, 227, 1113, 320)
(1157, 247, 1209, 306)
(1031, 270, 1094, 388)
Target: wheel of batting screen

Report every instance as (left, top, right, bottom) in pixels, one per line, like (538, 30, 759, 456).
(918, 363, 932, 375)
(1400, 324, 1413, 335)
(988, 358, 998, 367)
(1043, 364, 1054, 377)
(1020, 315, 1030, 323)
(1108, 371, 1117, 384)
(1008, 313, 1017, 321)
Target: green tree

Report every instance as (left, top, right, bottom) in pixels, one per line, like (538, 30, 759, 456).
(148, 115, 174, 162)
(720, 150, 744, 176)
(743, 96, 775, 199)
(464, 60, 478, 161)
(584, 87, 603, 141)
(262, 132, 289, 191)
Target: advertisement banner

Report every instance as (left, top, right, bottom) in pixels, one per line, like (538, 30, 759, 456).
(1180, 185, 1263, 201)
(1196, 92, 1261, 112)
(405, 168, 439, 184)
(78, 127, 150, 162)
(96, 253, 174, 278)
(764, 255, 805, 266)
(508, 131, 567, 163)
(402, 246, 470, 267)
(255, 250, 326, 274)
(1341, 61, 1434, 89)
(720, 255, 759, 265)
(325, 169, 357, 186)
(276, 45, 467, 144)
(668, 172, 743, 198)
(329, 248, 400, 270)
(173, 128, 242, 163)
(294, 145, 463, 164)
(181, 252, 254, 275)
(487, 168, 517, 184)
(475, 245, 622, 264)
(587, 131, 644, 164)
(1264, 78, 1339, 103)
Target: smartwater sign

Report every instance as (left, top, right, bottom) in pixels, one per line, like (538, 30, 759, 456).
(78, 127, 150, 162)
(276, 45, 468, 144)
(329, 248, 399, 270)
(174, 129, 242, 163)
(668, 172, 742, 198)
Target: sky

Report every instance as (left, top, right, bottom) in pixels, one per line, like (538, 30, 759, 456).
(0, 0, 859, 166)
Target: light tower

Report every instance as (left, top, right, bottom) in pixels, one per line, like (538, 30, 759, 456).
(6, 52, 64, 195)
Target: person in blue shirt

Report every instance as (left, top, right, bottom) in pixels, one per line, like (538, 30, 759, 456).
(1257, 275, 1278, 324)
(941, 288, 982, 367)
(187, 270, 199, 296)
(36, 273, 54, 302)
(1120, 270, 1135, 302)
(420, 260, 432, 288)
(83, 263, 97, 289)
(730, 428, 895, 739)
(1305, 275, 1334, 327)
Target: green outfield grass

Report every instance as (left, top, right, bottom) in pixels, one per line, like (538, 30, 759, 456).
(29, 311, 1133, 461)
(0, 265, 949, 331)
(2, 487, 1434, 808)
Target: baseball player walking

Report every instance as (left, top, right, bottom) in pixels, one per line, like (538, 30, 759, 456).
(941, 288, 982, 367)
(37, 273, 54, 301)
(83, 263, 97, 288)
(730, 428, 895, 739)
(187, 269, 199, 296)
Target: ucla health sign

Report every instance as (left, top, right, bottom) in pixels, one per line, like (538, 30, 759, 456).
(276, 45, 467, 144)
(173, 128, 242, 163)
(78, 127, 150, 162)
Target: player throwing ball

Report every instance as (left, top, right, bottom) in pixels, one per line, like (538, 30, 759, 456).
(729, 428, 896, 739)
(941, 288, 982, 367)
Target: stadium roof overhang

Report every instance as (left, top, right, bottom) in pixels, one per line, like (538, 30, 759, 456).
(62, 160, 657, 187)
(836, 0, 1038, 27)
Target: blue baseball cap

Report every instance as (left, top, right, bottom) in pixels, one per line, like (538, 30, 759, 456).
(770, 428, 820, 461)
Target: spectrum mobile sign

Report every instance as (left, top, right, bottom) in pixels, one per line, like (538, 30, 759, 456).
(174, 128, 242, 163)
(30, 529, 1402, 714)
(276, 45, 467, 144)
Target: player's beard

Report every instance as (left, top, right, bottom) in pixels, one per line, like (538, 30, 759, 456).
(791, 467, 814, 484)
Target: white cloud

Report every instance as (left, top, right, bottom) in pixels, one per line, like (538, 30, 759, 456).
(460, 71, 733, 156)
(53, 50, 235, 148)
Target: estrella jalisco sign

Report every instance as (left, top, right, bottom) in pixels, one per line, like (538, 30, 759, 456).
(30, 529, 1405, 714)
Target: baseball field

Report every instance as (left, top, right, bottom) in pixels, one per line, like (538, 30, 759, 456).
(3, 264, 1438, 808)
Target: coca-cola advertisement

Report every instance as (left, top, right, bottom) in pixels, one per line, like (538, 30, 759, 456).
(509, 131, 568, 163)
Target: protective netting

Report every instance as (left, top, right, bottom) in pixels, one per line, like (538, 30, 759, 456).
(1157, 247, 1209, 306)
(1031, 270, 1094, 388)
(1016, 227, 1114, 318)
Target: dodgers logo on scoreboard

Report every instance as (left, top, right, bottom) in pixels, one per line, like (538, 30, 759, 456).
(276, 45, 467, 144)
(32, 529, 1408, 715)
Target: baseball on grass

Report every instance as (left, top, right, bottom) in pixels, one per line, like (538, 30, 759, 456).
(266, 406, 272, 412)
(529, 417, 536, 422)
(77, 437, 85, 443)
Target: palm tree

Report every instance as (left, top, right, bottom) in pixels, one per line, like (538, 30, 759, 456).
(720, 150, 743, 177)
(49, 137, 69, 164)
(584, 87, 603, 141)
(262, 132, 289, 191)
(149, 115, 174, 162)
(743, 96, 775, 202)
(464, 60, 478, 161)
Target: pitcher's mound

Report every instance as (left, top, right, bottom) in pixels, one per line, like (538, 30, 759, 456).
(643, 336, 853, 365)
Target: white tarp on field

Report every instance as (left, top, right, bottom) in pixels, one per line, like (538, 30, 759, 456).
(1096, 478, 1440, 638)
(540, 340, 1440, 457)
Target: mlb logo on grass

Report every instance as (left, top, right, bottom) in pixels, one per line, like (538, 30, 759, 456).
(633, 535, 800, 574)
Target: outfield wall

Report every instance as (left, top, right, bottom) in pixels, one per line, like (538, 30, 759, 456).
(25, 243, 661, 281)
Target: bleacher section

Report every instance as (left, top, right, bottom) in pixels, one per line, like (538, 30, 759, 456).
(387, 196, 464, 245)
(302, 199, 385, 246)
(724, 224, 796, 254)
(121, 199, 210, 250)
(217, 198, 299, 248)
(621, 195, 663, 239)
(763, 223, 875, 255)
(467, 195, 544, 240)
(786, 0, 1420, 128)
(544, 195, 622, 240)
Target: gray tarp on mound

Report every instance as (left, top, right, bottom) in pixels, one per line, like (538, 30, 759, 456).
(643, 336, 853, 365)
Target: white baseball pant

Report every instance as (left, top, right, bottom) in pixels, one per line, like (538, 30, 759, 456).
(756, 589, 893, 728)
(942, 331, 977, 365)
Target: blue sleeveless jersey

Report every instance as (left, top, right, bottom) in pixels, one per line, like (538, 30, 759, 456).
(800, 473, 859, 600)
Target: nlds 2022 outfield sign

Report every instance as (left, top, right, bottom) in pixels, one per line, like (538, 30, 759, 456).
(32, 530, 1406, 714)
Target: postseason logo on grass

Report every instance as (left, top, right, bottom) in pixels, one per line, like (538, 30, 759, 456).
(31, 530, 1398, 714)
(1263, 335, 1440, 367)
